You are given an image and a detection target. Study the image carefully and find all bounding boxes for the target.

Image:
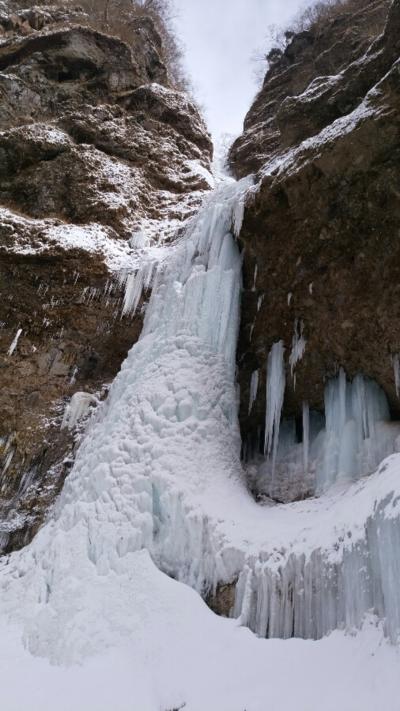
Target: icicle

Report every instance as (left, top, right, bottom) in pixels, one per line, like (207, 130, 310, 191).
(61, 392, 98, 430)
(289, 320, 306, 380)
(253, 368, 398, 502)
(122, 272, 143, 316)
(121, 261, 158, 316)
(7, 328, 22, 356)
(69, 366, 78, 386)
(129, 229, 149, 250)
(318, 369, 392, 492)
(252, 264, 258, 291)
(232, 189, 246, 237)
(248, 370, 259, 415)
(257, 294, 264, 312)
(234, 566, 254, 628)
(264, 341, 286, 477)
(1, 448, 14, 475)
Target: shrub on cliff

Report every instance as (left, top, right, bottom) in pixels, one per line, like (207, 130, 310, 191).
(7, 0, 189, 91)
(253, 0, 391, 82)
(75, 0, 189, 91)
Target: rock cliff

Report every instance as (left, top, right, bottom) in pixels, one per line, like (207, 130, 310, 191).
(0, 2, 212, 551)
(229, 0, 400, 491)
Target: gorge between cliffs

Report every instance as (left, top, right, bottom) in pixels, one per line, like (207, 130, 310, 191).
(1, 1, 400, 709)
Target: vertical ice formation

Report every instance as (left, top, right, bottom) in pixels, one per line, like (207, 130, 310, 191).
(252, 264, 258, 291)
(120, 260, 158, 316)
(289, 319, 306, 381)
(232, 184, 249, 237)
(7, 328, 22, 356)
(248, 370, 259, 415)
(143, 178, 251, 374)
(129, 229, 150, 250)
(61, 392, 99, 430)
(254, 369, 399, 502)
(233, 488, 400, 643)
(264, 341, 286, 476)
(318, 369, 393, 492)
(69, 366, 78, 386)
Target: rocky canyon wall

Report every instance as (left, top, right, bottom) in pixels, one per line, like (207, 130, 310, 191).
(230, 0, 400, 472)
(0, 1, 212, 551)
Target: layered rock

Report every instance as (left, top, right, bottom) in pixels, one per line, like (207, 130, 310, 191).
(229, 0, 400, 473)
(0, 3, 212, 550)
(230, 0, 391, 176)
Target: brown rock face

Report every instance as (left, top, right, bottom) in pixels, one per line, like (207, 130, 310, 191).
(0, 5, 212, 551)
(229, 0, 400, 468)
(0, 240, 140, 553)
(230, 0, 392, 177)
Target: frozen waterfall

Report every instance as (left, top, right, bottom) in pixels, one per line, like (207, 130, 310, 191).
(0, 178, 252, 662)
(0, 175, 399, 683)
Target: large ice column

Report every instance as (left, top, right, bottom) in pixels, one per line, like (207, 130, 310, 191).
(142, 178, 251, 375)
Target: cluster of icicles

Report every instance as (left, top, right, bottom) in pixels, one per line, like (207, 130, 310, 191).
(234, 504, 400, 642)
(245, 343, 400, 502)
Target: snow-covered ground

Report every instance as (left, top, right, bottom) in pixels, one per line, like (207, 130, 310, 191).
(0, 178, 400, 710)
(1, 573, 400, 711)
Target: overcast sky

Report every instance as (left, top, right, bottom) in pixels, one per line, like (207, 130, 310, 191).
(173, 0, 310, 140)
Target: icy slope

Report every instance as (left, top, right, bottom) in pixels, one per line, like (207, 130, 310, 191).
(1, 555, 400, 711)
(1, 559, 400, 711)
(0, 178, 399, 709)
